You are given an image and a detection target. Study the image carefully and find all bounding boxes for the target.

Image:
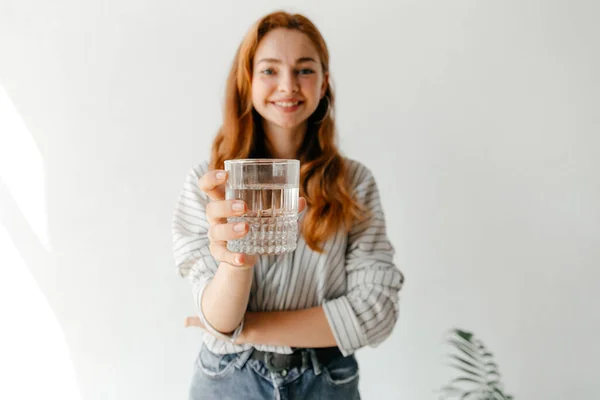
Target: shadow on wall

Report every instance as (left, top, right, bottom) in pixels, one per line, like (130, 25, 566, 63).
(0, 83, 83, 399)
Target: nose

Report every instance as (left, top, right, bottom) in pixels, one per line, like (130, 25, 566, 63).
(278, 70, 299, 94)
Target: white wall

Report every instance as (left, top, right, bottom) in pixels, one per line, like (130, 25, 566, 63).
(1, 1, 599, 399)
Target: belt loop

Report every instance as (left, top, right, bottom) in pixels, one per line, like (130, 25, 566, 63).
(308, 349, 322, 376)
(235, 348, 254, 369)
(301, 350, 310, 370)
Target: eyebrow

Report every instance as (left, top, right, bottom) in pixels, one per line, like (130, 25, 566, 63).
(257, 57, 318, 65)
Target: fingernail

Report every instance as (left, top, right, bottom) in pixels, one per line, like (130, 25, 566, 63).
(233, 222, 246, 232)
(232, 201, 244, 211)
(216, 171, 226, 180)
(235, 255, 243, 265)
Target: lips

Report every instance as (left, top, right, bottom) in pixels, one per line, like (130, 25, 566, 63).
(274, 101, 300, 107)
(270, 99, 303, 112)
(271, 99, 303, 107)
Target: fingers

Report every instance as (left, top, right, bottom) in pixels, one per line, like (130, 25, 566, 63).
(209, 242, 256, 267)
(208, 221, 249, 243)
(298, 196, 307, 213)
(184, 316, 203, 328)
(206, 200, 247, 225)
(198, 170, 227, 201)
(199, 170, 305, 270)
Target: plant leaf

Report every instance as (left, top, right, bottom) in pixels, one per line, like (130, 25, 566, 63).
(447, 339, 479, 357)
(447, 364, 486, 379)
(485, 368, 500, 377)
(448, 343, 483, 364)
(441, 329, 512, 400)
(484, 362, 499, 370)
(449, 354, 483, 370)
(451, 333, 478, 347)
(459, 390, 476, 400)
(455, 329, 474, 342)
(493, 387, 511, 400)
(460, 389, 487, 400)
(449, 376, 486, 386)
(440, 384, 462, 393)
(439, 384, 464, 398)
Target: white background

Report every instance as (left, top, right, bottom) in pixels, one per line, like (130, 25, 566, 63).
(1, 1, 599, 399)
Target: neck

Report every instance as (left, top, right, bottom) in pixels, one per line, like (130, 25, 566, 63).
(262, 121, 306, 159)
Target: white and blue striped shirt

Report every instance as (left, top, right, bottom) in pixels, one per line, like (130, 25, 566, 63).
(172, 158, 404, 356)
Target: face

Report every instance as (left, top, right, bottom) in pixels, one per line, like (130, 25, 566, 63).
(251, 28, 328, 134)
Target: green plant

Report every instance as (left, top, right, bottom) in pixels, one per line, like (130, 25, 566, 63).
(439, 328, 513, 400)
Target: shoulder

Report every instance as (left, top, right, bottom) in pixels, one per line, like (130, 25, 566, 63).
(342, 157, 376, 190)
(178, 161, 211, 193)
(185, 160, 211, 180)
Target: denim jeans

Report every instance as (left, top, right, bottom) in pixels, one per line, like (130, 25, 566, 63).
(189, 343, 361, 400)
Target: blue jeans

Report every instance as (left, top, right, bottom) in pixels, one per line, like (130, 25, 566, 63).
(189, 344, 361, 399)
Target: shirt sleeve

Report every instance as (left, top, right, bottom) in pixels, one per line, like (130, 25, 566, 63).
(322, 164, 405, 356)
(172, 163, 244, 342)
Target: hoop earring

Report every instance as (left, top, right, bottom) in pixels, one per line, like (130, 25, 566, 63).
(314, 96, 331, 125)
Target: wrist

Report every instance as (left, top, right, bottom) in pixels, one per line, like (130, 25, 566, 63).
(219, 261, 254, 271)
(237, 312, 258, 344)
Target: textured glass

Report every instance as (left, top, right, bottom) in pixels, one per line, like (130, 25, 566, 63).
(224, 159, 300, 255)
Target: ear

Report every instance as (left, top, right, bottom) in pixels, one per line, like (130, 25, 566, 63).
(321, 72, 329, 98)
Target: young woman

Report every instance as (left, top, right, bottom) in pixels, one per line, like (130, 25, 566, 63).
(172, 10, 404, 399)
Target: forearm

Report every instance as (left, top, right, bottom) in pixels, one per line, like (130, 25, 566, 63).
(201, 262, 253, 333)
(243, 306, 337, 348)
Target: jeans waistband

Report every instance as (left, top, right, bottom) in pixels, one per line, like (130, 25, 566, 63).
(250, 347, 341, 373)
(235, 347, 341, 375)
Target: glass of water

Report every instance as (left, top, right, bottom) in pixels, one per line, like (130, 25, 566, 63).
(224, 159, 300, 255)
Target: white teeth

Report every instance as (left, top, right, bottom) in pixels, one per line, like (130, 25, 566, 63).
(274, 101, 299, 107)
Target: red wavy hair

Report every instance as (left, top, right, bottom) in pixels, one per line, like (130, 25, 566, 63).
(209, 11, 365, 252)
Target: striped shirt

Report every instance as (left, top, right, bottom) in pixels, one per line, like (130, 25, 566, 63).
(172, 158, 404, 356)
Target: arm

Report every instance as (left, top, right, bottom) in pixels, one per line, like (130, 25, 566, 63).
(173, 165, 251, 339)
(320, 164, 405, 356)
(240, 307, 337, 348)
(200, 263, 254, 334)
(185, 307, 337, 347)
(201, 262, 253, 334)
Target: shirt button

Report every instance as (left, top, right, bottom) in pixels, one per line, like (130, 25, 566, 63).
(280, 369, 288, 377)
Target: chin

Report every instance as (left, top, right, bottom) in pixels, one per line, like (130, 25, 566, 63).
(278, 120, 306, 130)
(266, 114, 302, 128)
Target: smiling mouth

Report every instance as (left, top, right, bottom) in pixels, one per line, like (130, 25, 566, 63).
(271, 101, 302, 108)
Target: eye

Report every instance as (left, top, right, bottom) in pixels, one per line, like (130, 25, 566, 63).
(261, 68, 276, 75)
(297, 68, 315, 75)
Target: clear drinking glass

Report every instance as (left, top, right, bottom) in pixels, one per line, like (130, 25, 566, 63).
(224, 159, 300, 255)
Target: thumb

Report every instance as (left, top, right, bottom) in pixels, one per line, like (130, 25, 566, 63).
(298, 197, 307, 214)
(184, 316, 203, 328)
